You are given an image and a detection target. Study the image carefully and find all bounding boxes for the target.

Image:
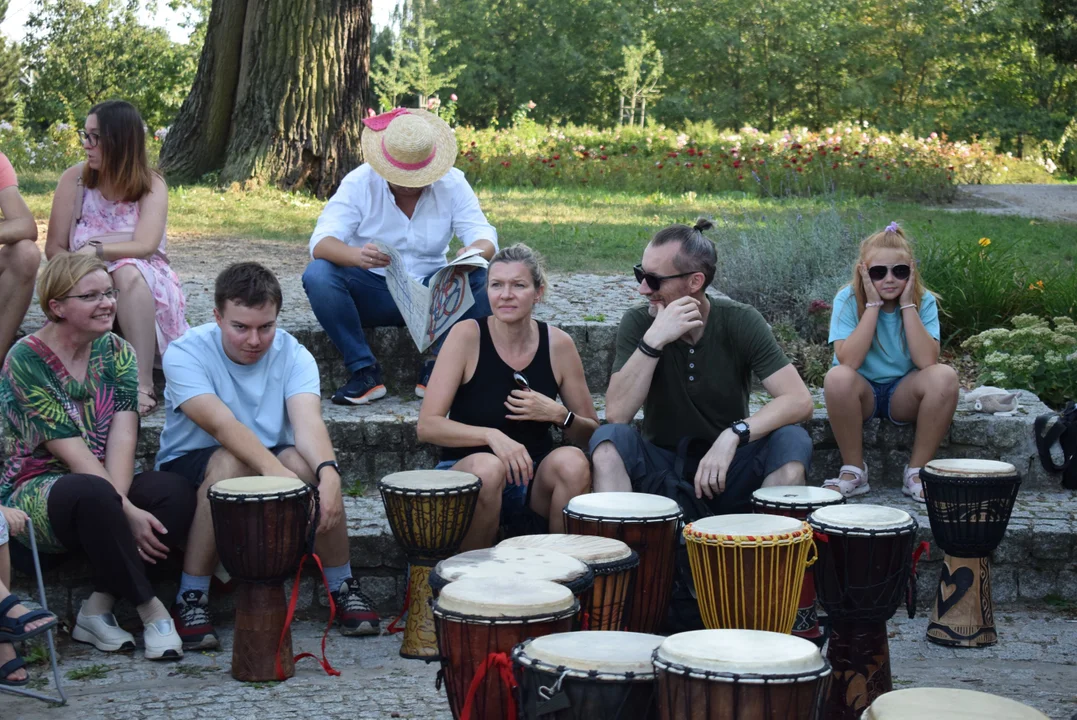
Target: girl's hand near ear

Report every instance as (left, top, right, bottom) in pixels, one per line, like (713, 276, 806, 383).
(859, 263, 882, 304)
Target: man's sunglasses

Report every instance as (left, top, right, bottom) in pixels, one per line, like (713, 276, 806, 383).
(867, 264, 912, 282)
(633, 264, 697, 291)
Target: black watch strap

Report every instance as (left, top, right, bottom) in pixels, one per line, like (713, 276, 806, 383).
(637, 339, 662, 358)
(732, 421, 751, 446)
(315, 460, 340, 481)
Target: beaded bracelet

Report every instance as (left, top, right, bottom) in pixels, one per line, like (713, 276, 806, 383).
(900, 303, 918, 311)
(865, 301, 884, 308)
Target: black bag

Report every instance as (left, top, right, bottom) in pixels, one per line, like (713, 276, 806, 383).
(1035, 401, 1077, 490)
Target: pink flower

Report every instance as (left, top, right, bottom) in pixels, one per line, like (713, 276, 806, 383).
(367, 108, 376, 118)
(450, 93, 458, 102)
(527, 101, 536, 110)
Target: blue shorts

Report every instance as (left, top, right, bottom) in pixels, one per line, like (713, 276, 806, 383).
(869, 375, 911, 426)
(435, 457, 546, 536)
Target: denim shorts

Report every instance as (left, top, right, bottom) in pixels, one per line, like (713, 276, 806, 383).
(869, 375, 911, 425)
(435, 457, 545, 536)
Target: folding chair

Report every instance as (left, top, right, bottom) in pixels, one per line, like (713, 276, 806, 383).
(0, 518, 67, 705)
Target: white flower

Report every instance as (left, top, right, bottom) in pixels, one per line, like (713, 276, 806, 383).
(0, 121, 12, 131)
(154, 127, 169, 141)
(675, 133, 689, 148)
(1045, 159, 1057, 173)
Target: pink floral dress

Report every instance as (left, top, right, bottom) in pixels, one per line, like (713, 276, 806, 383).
(71, 188, 189, 353)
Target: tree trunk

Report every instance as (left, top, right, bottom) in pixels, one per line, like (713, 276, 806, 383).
(160, 0, 370, 198)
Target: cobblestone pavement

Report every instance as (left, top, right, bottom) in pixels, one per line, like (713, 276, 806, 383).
(5, 606, 1076, 719)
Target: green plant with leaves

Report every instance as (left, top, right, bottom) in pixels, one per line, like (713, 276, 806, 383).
(398, 0, 465, 110)
(0, 0, 23, 122)
(617, 32, 664, 128)
(962, 315, 1077, 408)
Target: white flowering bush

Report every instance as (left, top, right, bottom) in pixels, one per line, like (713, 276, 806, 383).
(0, 121, 84, 171)
(963, 315, 1077, 408)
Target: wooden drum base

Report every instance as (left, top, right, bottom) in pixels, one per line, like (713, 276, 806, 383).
(824, 620, 891, 720)
(400, 564, 439, 659)
(927, 555, 997, 648)
(233, 582, 293, 682)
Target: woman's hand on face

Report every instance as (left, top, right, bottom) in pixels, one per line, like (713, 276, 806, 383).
(859, 263, 883, 304)
(505, 388, 562, 424)
(486, 429, 534, 486)
(124, 503, 170, 563)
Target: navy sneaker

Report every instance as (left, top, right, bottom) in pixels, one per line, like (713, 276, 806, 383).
(170, 590, 219, 651)
(331, 578, 380, 636)
(332, 364, 387, 405)
(414, 359, 437, 398)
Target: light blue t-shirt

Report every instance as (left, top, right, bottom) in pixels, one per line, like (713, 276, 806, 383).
(155, 323, 321, 467)
(828, 285, 941, 384)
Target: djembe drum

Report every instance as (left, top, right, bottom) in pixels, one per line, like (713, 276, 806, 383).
(430, 546, 595, 602)
(808, 505, 919, 720)
(863, 688, 1049, 719)
(378, 470, 481, 659)
(920, 459, 1021, 648)
(564, 493, 682, 633)
(751, 487, 845, 643)
(513, 631, 664, 719)
(434, 577, 579, 720)
(499, 534, 639, 631)
(208, 476, 316, 682)
(652, 629, 832, 719)
(684, 514, 816, 633)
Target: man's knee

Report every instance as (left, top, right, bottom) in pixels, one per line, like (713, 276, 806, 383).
(588, 423, 637, 460)
(302, 258, 340, 294)
(2, 240, 41, 280)
(202, 449, 253, 489)
(766, 425, 813, 485)
(545, 448, 592, 495)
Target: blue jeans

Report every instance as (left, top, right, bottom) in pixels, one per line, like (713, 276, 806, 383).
(869, 375, 912, 426)
(302, 259, 491, 373)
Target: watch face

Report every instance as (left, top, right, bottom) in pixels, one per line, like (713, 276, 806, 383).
(734, 422, 749, 435)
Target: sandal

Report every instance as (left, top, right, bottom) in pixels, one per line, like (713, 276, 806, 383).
(0, 647, 28, 687)
(0, 594, 58, 644)
(138, 388, 158, 416)
(822, 464, 871, 498)
(902, 465, 926, 503)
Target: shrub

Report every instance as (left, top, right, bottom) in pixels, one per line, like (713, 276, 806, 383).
(772, 321, 833, 388)
(962, 315, 1077, 409)
(2, 121, 162, 172)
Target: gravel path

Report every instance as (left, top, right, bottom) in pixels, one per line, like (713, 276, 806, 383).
(952, 184, 1077, 223)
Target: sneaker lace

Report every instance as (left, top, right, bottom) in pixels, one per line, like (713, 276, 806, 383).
(179, 592, 212, 626)
(337, 581, 374, 612)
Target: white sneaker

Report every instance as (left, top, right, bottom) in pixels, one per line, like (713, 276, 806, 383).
(143, 618, 183, 661)
(72, 604, 136, 652)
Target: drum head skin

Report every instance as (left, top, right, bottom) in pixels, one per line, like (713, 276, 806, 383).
(436, 577, 575, 617)
(379, 469, 480, 491)
(566, 492, 681, 519)
(923, 459, 1018, 478)
(655, 629, 827, 677)
(499, 534, 634, 563)
(752, 486, 844, 507)
(690, 513, 804, 537)
(435, 547, 590, 584)
(211, 476, 308, 497)
(863, 688, 1049, 719)
(519, 631, 664, 677)
(810, 504, 912, 531)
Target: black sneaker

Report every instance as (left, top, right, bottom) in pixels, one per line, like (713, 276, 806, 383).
(170, 590, 220, 650)
(332, 364, 387, 405)
(414, 359, 437, 398)
(331, 578, 380, 636)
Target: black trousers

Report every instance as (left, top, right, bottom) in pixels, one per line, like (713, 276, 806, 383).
(14, 472, 196, 606)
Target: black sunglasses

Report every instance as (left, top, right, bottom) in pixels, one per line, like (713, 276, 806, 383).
(633, 264, 697, 291)
(513, 372, 530, 390)
(867, 264, 912, 281)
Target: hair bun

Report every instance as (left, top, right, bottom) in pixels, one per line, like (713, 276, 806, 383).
(693, 217, 715, 233)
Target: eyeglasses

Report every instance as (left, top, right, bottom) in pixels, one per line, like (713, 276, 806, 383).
(633, 264, 697, 291)
(77, 129, 100, 148)
(63, 288, 119, 303)
(867, 264, 912, 281)
(513, 372, 530, 390)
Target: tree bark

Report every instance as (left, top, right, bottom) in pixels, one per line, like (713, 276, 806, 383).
(160, 0, 370, 198)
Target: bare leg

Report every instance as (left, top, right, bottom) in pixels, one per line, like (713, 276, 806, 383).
(450, 453, 507, 551)
(0, 542, 9, 589)
(0, 568, 56, 683)
(590, 441, 633, 492)
(823, 365, 875, 481)
(111, 265, 158, 414)
(183, 449, 254, 576)
(529, 447, 591, 533)
(761, 460, 806, 488)
(889, 365, 960, 468)
(0, 240, 41, 361)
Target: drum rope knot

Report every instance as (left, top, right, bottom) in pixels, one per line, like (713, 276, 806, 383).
(460, 651, 517, 720)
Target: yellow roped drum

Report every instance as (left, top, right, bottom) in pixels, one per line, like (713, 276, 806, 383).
(684, 513, 817, 633)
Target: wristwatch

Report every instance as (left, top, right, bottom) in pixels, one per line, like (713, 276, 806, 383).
(315, 460, 340, 482)
(89, 240, 104, 259)
(730, 420, 751, 446)
(561, 410, 576, 429)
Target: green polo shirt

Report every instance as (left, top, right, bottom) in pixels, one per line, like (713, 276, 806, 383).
(612, 295, 791, 450)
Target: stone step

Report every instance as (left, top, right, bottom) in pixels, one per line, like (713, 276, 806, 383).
(12, 488, 1075, 626)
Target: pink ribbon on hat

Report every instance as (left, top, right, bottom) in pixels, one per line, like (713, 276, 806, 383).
(364, 108, 438, 171)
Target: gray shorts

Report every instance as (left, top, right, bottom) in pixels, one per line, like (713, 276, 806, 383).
(0, 509, 8, 545)
(588, 423, 813, 514)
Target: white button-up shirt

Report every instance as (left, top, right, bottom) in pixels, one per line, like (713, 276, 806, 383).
(308, 164, 498, 280)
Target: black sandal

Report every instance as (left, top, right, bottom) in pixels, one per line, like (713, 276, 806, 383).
(0, 651, 29, 687)
(0, 594, 58, 644)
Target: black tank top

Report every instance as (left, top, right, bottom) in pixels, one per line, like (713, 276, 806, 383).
(442, 318, 559, 462)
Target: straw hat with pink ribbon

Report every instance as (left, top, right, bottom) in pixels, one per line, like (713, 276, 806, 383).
(361, 108, 458, 188)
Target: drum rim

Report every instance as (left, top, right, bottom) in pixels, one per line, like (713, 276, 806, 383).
(564, 492, 683, 520)
(922, 458, 1019, 478)
(750, 488, 846, 510)
(863, 687, 1050, 718)
(208, 483, 312, 502)
(683, 520, 812, 546)
(432, 547, 593, 585)
(499, 534, 637, 564)
(432, 601, 580, 625)
(512, 636, 660, 681)
(377, 478, 483, 497)
(808, 515, 918, 537)
(563, 509, 683, 524)
(651, 651, 832, 685)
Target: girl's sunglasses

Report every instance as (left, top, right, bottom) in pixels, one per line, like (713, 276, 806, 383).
(868, 264, 912, 281)
(633, 264, 696, 291)
(513, 372, 531, 390)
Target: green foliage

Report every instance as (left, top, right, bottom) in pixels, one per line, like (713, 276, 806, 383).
(373, 0, 465, 111)
(0, 0, 22, 122)
(617, 32, 663, 127)
(962, 315, 1077, 408)
(21, 0, 199, 131)
(772, 322, 834, 388)
(66, 663, 111, 681)
(2, 121, 161, 171)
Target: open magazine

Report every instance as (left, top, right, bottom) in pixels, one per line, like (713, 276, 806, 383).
(374, 243, 489, 352)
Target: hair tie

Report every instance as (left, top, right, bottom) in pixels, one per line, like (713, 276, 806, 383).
(885, 221, 900, 234)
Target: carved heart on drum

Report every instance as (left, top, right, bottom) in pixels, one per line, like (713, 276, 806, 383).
(935, 565, 974, 618)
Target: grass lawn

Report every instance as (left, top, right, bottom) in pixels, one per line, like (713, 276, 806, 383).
(16, 170, 1073, 275)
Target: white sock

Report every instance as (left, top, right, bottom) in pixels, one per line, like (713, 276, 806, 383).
(137, 597, 169, 626)
(83, 592, 115, 616)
